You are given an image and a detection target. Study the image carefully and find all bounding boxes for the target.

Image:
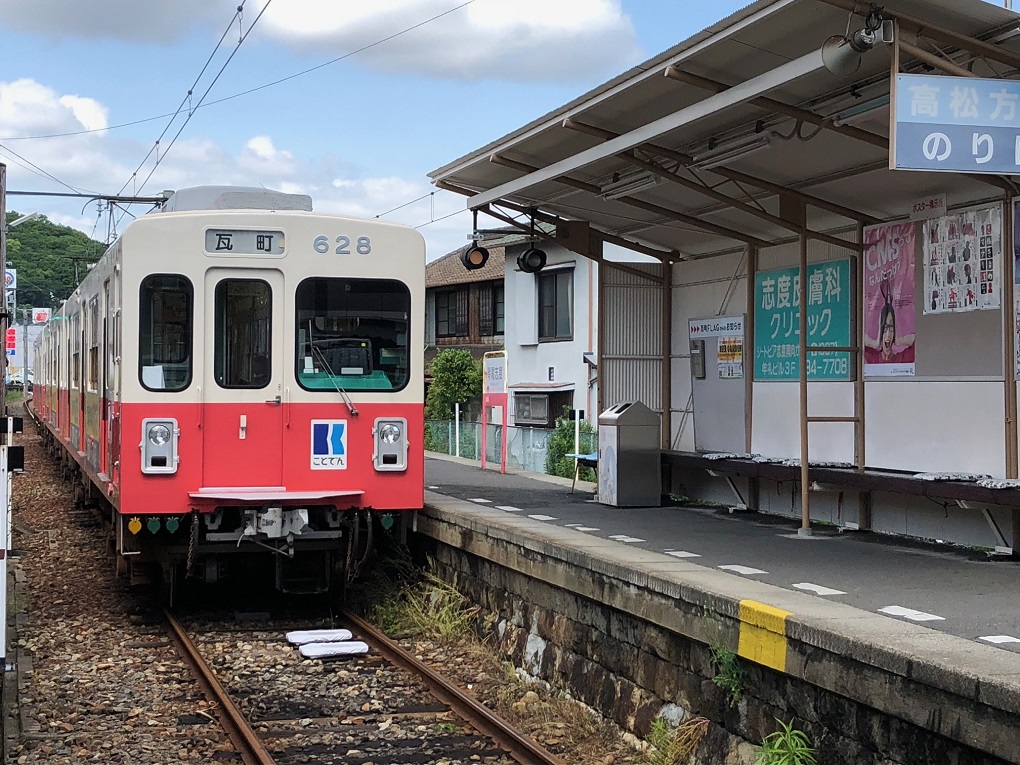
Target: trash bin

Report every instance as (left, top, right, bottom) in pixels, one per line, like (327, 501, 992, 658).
(597, 401, 662, 507)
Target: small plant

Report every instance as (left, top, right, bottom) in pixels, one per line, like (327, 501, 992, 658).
(710, 643, 744, 707)
(370, 560, 479, 642)
(643, 716, 710, 765)
(756, 718, 816, 765)
(434, 721, 461, 734)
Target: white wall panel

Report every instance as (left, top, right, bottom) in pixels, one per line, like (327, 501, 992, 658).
(865, 381, 1005, 475)
(751, 382, 855, 462)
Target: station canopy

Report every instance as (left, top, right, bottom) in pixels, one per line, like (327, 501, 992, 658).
(429, 0, 1020, 262)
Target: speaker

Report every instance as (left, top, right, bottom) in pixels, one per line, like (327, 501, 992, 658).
(517, 247, 547, 274)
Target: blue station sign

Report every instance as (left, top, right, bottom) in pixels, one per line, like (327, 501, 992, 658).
(893, 73, 1020, 174)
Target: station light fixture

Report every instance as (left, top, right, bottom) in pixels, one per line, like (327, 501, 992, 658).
(517, 247, 547, 274)
(461, 241, 490, 270)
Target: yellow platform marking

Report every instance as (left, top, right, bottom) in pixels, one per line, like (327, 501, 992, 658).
(737, 599, 791, 672)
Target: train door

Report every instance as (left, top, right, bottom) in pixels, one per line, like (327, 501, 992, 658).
(201, 269, 285, 488)
(100, 279, 110, 477)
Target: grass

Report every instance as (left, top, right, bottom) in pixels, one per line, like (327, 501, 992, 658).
(641, 716, 710, 765)
(710, 643, 744, 707)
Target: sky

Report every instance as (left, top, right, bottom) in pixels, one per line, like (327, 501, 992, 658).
(0, 0, 760, 261)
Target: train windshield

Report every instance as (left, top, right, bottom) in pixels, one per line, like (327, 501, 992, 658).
(138, 274, 193, 392)
(295, 278, 410, 392)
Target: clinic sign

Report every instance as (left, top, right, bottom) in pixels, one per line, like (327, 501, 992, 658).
(893, 74, 1020, 174)
(754, 259, 853, 381)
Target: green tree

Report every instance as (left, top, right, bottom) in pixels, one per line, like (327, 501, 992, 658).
(4, 211, 105, 311)
(425, 349, 482, 420)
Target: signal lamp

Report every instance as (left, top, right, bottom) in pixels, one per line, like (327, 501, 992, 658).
(517, 247, 547, 274)
(461, 242, 490, 270)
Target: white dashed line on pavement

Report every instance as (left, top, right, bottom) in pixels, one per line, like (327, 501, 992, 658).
(496, 505, 524, 513)
(608, 535, 646, 544)
(575, 527, 600, 531)
(467, 498, 492, 503)
(878, 605, 945, 622)
(978, 635, 1020, 644)
(427, 486, 440, 489)
(792, 583, 846, 596)
(528, 514, 558, 521)
(719, 565, 768, 576)
(664, 550, 701, 558)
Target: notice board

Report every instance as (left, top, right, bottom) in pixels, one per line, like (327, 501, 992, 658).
(753, 258, 853, 381)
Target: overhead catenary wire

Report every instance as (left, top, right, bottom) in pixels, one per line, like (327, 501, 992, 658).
(115, 2, 250, 197)
(114, 0, 275, 230)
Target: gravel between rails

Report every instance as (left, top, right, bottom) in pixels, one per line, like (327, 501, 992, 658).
(8, 412, 646, 764)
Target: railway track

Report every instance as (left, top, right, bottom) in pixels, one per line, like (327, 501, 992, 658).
(164, 608, 567, 765)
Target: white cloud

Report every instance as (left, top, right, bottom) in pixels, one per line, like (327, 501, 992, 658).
(261, 0, 640, 82)
(0, 77, 471, 258)
(1, 1, 639, 83)
(0, 0, 220, 41)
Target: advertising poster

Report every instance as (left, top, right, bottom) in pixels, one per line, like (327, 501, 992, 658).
(863, 222, 916, 377)
(753, 259, 852, 381)
(717, 336, 744, 379)
(922, 205, 1000, 315)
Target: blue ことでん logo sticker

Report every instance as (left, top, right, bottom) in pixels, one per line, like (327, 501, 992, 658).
(311, 420, 348, 470)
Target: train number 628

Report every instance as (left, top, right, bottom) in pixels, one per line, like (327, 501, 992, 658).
(314, 235, 372, 255)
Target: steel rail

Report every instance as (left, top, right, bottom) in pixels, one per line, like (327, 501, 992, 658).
(163, 609, 277, 765)
(343, 611, 568, 765)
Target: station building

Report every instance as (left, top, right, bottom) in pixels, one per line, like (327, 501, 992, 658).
(429, 0, 1020, 550)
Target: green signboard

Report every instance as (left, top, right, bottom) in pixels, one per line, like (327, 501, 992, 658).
(754, 259, 853, 381)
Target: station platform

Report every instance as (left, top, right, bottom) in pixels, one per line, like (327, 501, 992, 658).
(424, 453, 1020, 650)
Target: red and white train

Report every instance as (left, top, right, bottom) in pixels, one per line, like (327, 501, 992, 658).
(31, 186, 424, 595)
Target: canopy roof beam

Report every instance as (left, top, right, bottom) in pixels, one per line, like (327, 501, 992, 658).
(665, 67, 1014, 193)
(468, 48, 829, 209)
(487, 153, 769, 248)
(434, 179, 678, 265)
(561, 117, 877, 224)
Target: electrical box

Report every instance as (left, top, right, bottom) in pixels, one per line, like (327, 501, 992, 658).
(690, 339, 706, 379)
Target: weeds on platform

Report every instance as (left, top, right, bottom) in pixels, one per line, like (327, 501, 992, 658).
(357, 548, 478, 641)
(756, 718, 816, 765)
(710, 643, 744, 707)
(641, 716, 710, 765)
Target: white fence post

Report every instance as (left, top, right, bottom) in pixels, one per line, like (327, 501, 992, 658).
(454, 403, 461, 458)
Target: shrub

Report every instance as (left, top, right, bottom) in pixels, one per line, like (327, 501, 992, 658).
(545, 411, 597, 481)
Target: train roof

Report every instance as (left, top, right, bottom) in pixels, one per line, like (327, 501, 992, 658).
(157, 186, 313, 213)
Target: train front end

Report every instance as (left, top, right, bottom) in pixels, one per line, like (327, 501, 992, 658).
(114, 192, 425, 593)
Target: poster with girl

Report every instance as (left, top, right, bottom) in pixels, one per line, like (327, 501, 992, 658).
(864, 221, 916, 377)
(923, 205, 1000, 314)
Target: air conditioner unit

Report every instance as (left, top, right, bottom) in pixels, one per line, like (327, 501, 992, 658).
(514, 393, 550, 426)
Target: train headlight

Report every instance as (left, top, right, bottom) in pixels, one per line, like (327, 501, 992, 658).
(148, 424, 172, 446)
(379, 422, 402, 444)
(141, 418, 179, 475)
(373, 417, 408, 472)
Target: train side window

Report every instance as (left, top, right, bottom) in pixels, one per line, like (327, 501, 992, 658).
(214, 279, 272, 389)
(139, 274, 193, 392)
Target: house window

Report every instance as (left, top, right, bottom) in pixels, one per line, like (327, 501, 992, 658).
(495, 284, 505, 335)
(436, 288, 468, 338)
(538, 269, 573, 341)
(479, 283, 505, 337)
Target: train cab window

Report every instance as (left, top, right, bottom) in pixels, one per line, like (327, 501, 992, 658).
(138, 275, 193, 392)
(295, 278, 410, 392)
(214, 279, 272, 389)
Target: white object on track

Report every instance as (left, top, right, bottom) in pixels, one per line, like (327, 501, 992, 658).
(299, 641, 370, 659)
(286, 629, 354, 645)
